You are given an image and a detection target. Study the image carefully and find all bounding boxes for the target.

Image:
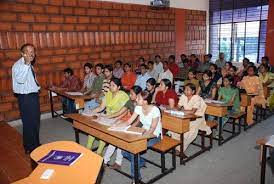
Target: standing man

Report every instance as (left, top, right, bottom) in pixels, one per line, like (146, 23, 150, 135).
(12, 43, 40, 154)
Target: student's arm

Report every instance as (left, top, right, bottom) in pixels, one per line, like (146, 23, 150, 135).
(183, 108, 198, 115)
(144, 116, 159, 136)
(106, 107, 128, 119)
(228, 92, 236, 106)
(131, 116, 141, 127)
(211, 87, 217, 100)
(92, 98, 106, 113)
(196, 86, 201, 95)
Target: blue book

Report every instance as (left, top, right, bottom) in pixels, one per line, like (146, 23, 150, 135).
(38, 150, 83, 166)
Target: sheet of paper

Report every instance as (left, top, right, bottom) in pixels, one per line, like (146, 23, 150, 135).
(204, 99, 225, 104)
(94, 117, 117, 126)
(66, 92, 84, 96)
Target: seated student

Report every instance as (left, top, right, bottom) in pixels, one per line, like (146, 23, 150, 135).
(113, 60, 124, 79)
(135, 57, 145, 74)
(177, 54, 189, 80)
(168, 55, 180, 77)
(218, 75, 240, 125)
(184, 69, 199, 89)
(81, 63, 96, 93)
(158, 61, 173, 83)
(147, 61, 158, 80)
(259, 64, 274, 87)
(86, 78, 129, 155)
(237, 58, 250, 78)
(228, 65, 241, 86)
(121, 63, 137, 91)
(117, 91, 162, 181)
(197, 54, 211, 73)
(238, 65, 267, 125)
(178, 54, 189, 68)
(171, 83, 211, 152)
(225, 62, 233, 71)
(52, 68, 81, 114)
(154, 55, 164, 78)
(154, 79, 178, 108)
(261, 56, 274, 73)
(215, 52, 226, 68)
(103, 85, 142, 170)
(84, 63, 104, 109)
(209, 63, 222, 84)
(134, 64, 151, 90)
(102, 64, 113, 94)
(216, 67, 229, 88)
(186, 54, 200, 70)
(197, 70, 217, 100)
(145, 78, 156, 96)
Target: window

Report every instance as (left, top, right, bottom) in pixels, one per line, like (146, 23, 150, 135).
(209, 0, 268, 63)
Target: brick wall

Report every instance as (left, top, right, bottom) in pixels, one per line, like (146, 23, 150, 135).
(0, 0, 206, 121)
(266, 0, 274, 65)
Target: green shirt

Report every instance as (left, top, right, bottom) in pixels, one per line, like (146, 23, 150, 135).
(218, 87, 240, 113)
(90, 74, 104, 93)
(124, 100, 135, 113)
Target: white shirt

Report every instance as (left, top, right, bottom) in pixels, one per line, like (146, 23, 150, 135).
(12, 57, 40, 94)
(134, 72, 151, 90)
(158, 69, 173, 83)
(154, 62, 164, 78)
(147, 69, 158, 80)
(134, 105, 162, 137)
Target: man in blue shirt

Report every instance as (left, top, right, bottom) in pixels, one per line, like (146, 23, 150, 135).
(12, 43, 41, 154)
(134, 64, 151, 90)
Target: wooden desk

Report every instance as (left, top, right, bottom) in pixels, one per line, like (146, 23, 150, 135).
(12, 141, 103, 184)
(256, 136, 274, 184)
(161, 112, 200, 165)
(205, 102, 229, 145)
(66, 113, 152, 184)
(48, 88, 93, 118)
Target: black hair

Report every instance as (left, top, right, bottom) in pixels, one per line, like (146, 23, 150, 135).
(168, 55, 175, 61)
(84, 62, 93, 69)
(243, 58, 250, 63)
(188, 69, 197, 75)
(131, 85, 142, 95)
(139, 57, 145, 61)
(110, 77, 122, 88)
(115, 60, 122, 65)
(180, 54, 187, 58)
(147, 60, 154, 65)
(223, 75, 235, 88)
(140, 91, 153, 104)
(155, 55, 161, 59)
(95, 63, 104, 69)
(207, 54, 212, 58)
(140, 64, 147, 69)
(225, 62, 233, 68)
(185, 82, 196, 94)
(161, 78, 172, 89)
(203, 70, 212, 78)
(64, 68, 73, 75)
(210, 63, 218, 70)
(146, 78, 156, 86)
(262, 56, 269, 62)
(260, 63, 270, 72)
(247, 65, 257, 74)
(190, 54, 196, 58)
(20, 43, 35, 53)
(163, 61, 168, 65)
(231, 65, 237, 72)
(104, 64, 113, 72)
(124, 62, 131, 67)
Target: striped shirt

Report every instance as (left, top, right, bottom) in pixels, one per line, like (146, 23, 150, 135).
(12, 57, 40, 94)
(83, 72, 96, 90)
(102, 79, 110, 94)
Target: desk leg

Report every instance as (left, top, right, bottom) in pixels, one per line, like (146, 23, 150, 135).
(133, 154, 140, 184)
(261, 145, 267, 184)
(74, 128, 80, 144)
(180, 133, 184, 165)
(218, 117, 223, 146)
(49, 91, 54, 118)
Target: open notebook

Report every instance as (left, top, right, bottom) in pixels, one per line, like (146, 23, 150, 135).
(108, 125, 145, 135)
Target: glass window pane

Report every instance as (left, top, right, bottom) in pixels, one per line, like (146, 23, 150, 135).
(261, 5, 269, 20)
(245, 22, 260, 63)
(220, 24, 232, 61)
(211, 11, 221, 24)
(232, 22, 245, 62)
(233, 8, 246, 22)
(259, 20, 267, 42)
(221, 10, 233, 23)
(246, 6, 261, 21)
(209, 24, 220, 61)
(258, 43, 265, 63)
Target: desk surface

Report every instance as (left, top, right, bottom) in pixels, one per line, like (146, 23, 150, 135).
(205, 102, 229, 117)
(49, 88, 93, 100)
(13, 141, 103, 184)
(256, 136, 274, 147)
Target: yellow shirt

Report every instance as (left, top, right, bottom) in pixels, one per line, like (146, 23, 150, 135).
(104, 90, 129, 115)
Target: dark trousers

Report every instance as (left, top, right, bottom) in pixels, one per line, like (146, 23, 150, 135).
(17, 93, 40, 152)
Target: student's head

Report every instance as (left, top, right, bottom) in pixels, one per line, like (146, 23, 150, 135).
(159, 79, 172, 92)
(221, 68, 228, 77)
(203, 70, 212, 81)
(259, 64, 269, 74)
(84, 63, 93, 74)
(180, 54, 187, 61)
(209, 63, 218, 74)
(115, 60, 122, 68)
(207, 54, 212, 60)
(147, 61, 154, 70)
(188, 69, 196, 80)
(130, 85, 142, 101)
(140, 64, 147, 75)
(261, 56, 269, 65)
(247, 65, 257, 76)
(110, 78, 122, 93)
(163, 61, 169, 71)
(190, 54, 196, 62)
(204, 54, 210, 62)
(223, 75, 234, 88)
(184, 83, 196, 97)
(229, 66, 237, 76)
(95, 63, 104, 75)
(124, 63, 131, 73)
(146, 78, 156, 92)
(104, 64, 113, 79)
(168, 55, 175, 63)
(63, 68, 73, 78)
(137, 91, 153, 106)
(138, 57, 145, 64)
(219, 52, 225, 59)
(243, 58, 250, 68)
(20, 43, 36, 63)
(225, 62, 233, 70)
(155, 55, 161, 63)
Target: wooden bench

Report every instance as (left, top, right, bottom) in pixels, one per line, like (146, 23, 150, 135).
(144, 136, 180, 183)
(201, 120, 218, 149)
(227, 111, 246, 132)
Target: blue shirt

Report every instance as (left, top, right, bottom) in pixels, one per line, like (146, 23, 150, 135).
(134, 72, 151, 90)
(12, 57, 40, 94)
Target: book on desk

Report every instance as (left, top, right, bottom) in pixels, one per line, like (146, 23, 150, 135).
(38, 150, 83, 166)
(108, 125, 145, 135)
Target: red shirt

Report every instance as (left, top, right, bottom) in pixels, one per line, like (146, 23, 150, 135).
(155, 89, 178, 106)
(168, 63, 180, 77)
(121, 71, 137, 91)
(60, 75, 81, 92)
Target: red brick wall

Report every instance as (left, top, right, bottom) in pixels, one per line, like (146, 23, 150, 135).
(266, 0, 274, 65)
(0, 0, 206, 121)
